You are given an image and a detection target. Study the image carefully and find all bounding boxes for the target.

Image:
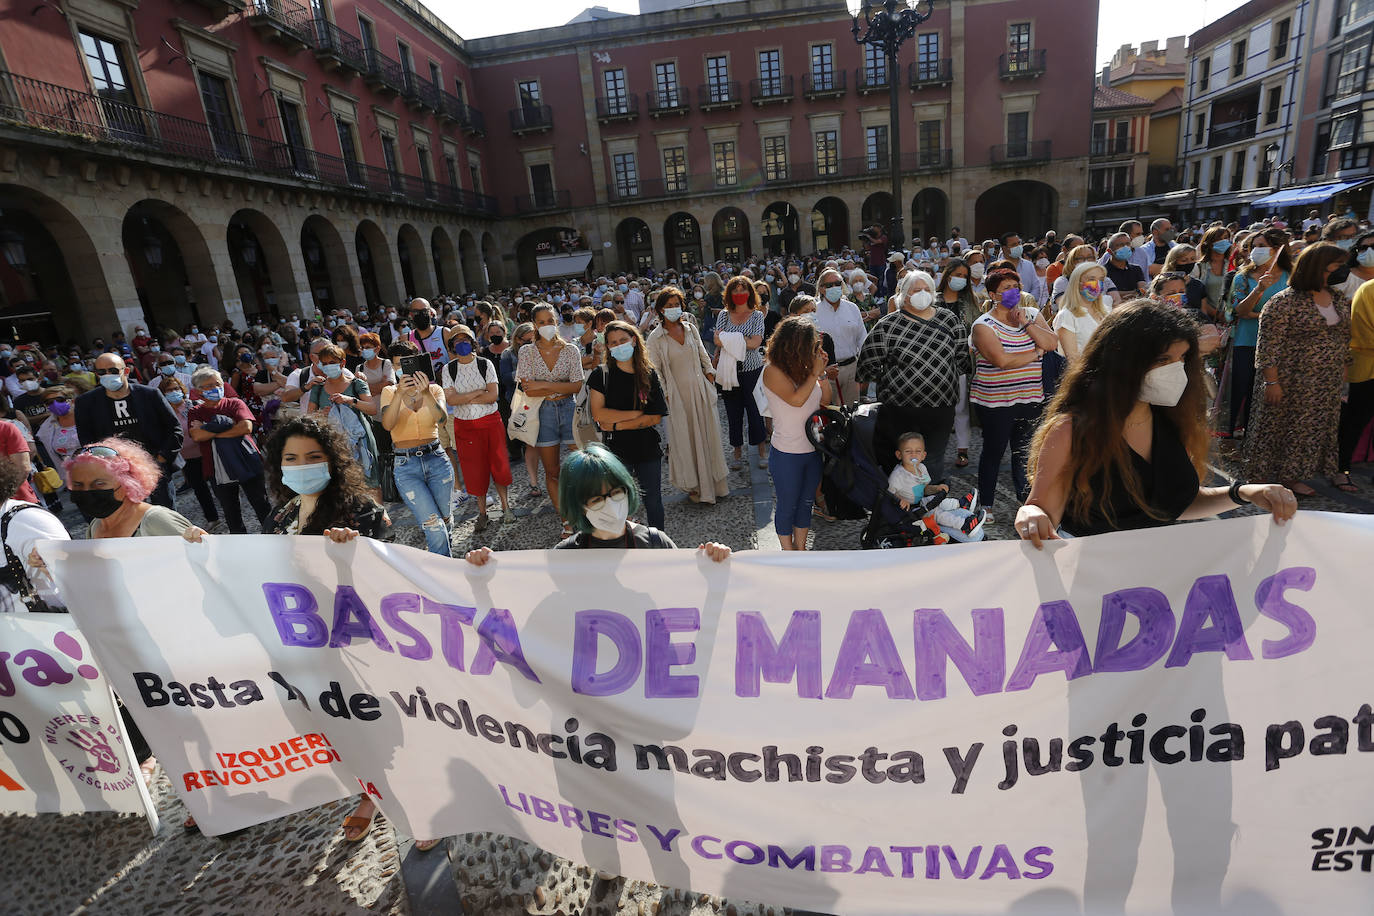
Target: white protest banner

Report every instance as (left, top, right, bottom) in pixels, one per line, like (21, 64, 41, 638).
(39, 512, 1374, 915)
(0, 614, 157, 827)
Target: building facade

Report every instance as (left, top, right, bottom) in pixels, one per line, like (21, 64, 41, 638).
(0, 0, 1094, 345)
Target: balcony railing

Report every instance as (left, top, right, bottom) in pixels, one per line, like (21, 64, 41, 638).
(403, 71, 441, 112)
(595, 94, 639, 122)
(899, 148, 953, 171)
(363, 48, 407, 95)
(803, 70, 847, 99)
(438, 91, 484, 135)
(1088, 185, 1136, 205)
(1000, 49, 1047, 79)
(647, 87, 690, 116)
(909, 59, 953, 88)
(310, 19, 366, 75)
(246, 0, 315, 48)
(513, 189, 572, 212)
(0, 70, 499, 217)
(1208, 118, 1257, 148)
(1090, 136, 1133, 157)
(509, 104, 553, 133)
(750, 75, 794, 104)
(698, 81, 742, 110)
(991, 140, 1052, 165)
(856, 67, 892, 94)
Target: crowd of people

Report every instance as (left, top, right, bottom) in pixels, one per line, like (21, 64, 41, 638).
(1, 207, 1368, 844)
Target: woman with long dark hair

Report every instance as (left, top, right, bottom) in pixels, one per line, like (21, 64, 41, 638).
(1016, 302, 1296, 544)
(262, 415, 387, 538)
(713, 275, 768, 469)
(588, 320, 668, 529)
(761, 315, 831, 550)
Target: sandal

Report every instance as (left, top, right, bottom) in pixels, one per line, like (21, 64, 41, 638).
(954, 450, 970, 468)
(415, 838, 442, 852)
(342, 799, 377, 843)
(1330, 473, 1359, 493)
(1284, 481, 1318, 498)
(527, 486, 542, 498)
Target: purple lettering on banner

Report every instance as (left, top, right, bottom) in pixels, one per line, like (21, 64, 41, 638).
(854, 846, 894, 877)
(263, 583, 328, 648)
(824, 609, 916, 700)
(328, 586, 395, 652)
(1254, 566, 1318, 659)
(913, 608, 1005, 701)
(692, 835, 723, 860)
(571, 611, 641, 696)
(1165, 574, 1253, 668)
(1094, 587, 1176, 673)
(819, 845, 853, 873)
(423, 599, 477, 671)
(11, 650, 74, 688)
(644, 608, 700, 699)
(379, 594, 432, 662)
(1005, 601, 1091, 692)
(734, 611, 822, 699)
(469, 608, 541, 683)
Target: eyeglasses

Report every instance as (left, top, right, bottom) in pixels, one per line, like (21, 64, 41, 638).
(584, 487, 626, 511)
(94, 367, 123, 376)
(74, 445, 120, 459)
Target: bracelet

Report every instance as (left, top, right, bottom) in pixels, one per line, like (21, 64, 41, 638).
(1228, 479, 1250, 506)
(1263, 379, 1280, 387)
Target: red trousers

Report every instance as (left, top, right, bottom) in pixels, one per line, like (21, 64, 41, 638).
(453, 410, 512, 497)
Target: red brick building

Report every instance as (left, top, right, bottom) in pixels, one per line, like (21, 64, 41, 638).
(0, 0, 1094, 343)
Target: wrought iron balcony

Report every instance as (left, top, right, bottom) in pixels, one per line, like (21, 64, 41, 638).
(647, 87, 690, 116)
(900, 148, 953, 171)
(856, 67, 892, 94)
(595, 94, 639, 122)
(513, 189, 572, 212)
(363, 49, 406, 95)
(1090, 136, 1133, 157)
(803, 70, 847, 99)
(750, 75, 794, 105)
(991, 140, 1052, 165)
(245, 0, 315, 49)
(1208, 118, 1257, 148)
(909, 59, 953, 88)
(310, 19, 366, 75)
(403, 71, 441, 112)
(698, 81, 742, 111)
(999, 49, 1047, 79)
(509, 104, 553, 134)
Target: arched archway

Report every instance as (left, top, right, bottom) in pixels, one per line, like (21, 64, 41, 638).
(123, 203, 200, 337)
(397, 224, 432, 298)
(910, 189, 949, 249)
(432, 227, 459, 296)
(860, 192, 896, 237)
(664, 213, 702, 270)
(228, 209, 300, 322)
(810, 197, 850, 253)
(515, 226, 585, 283)
(615, 218, 653, 274)
(974, 180, 1058, 243)
(0, 185, 109, 343)
(711, 207, 750, 262)
(480, 232, 501, 289)
(301, 215, 356, 316)
(356, 220, 399, 309)
(760, 202, 800, 256)
(458, 229, 482, 294)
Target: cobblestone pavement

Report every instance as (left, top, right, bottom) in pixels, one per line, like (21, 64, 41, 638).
(6, 403, 1372, 915)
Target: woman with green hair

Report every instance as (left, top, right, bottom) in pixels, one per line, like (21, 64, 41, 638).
(466, 443, 731, 561)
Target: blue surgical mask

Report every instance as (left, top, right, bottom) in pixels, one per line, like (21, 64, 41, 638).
(618, 284, 628, 293)
(160, 364, 176, 376)
(99, 374, 125, 392)
(662, 306, 683, 322)
(360, 349, 375, 361)
(280, 461, 332, 496)
(174, 355, 187, 366)
(1336, 238, 1356, 251)
(1359, 248, 1374, 268)
(609, 341, 636, 362)
(202, 386, 223, 401)
(321, 363, 343, 379)
(824, 286, 843, 303)
(166, 391, 185, 405)
(454, 341, 474, 357)
(572, 323, 586, 337)
(1212, 239, 1232, 254)
(264, 357, 279, 367)
(1008, 245, 1024, 260)
(1114, 246, 1133, 261)
(948, 276, 968, 292)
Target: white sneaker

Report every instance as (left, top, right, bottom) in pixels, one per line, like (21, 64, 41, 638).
(486, 493, 497, 507)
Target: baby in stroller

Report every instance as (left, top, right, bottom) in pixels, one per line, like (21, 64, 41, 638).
(887, 431, 986, 544)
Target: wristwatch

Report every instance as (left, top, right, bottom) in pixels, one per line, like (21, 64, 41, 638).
(1228, 479, 1250, 506)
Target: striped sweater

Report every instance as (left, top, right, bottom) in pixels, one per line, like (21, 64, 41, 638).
(970, 310, 1044, 408)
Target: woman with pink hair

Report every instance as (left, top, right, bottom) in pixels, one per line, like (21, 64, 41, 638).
(62, 437, 204, 538)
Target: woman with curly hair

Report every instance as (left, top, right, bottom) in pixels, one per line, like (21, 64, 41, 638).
(261, 416, 386, 538)
(761, 315, 831, 550)
(332, 322, 364, 372)
(713, 275, 768, 469)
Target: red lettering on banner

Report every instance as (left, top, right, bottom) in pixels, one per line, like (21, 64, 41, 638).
(0, 767, 25, 791)
(179, 733, 343, 791)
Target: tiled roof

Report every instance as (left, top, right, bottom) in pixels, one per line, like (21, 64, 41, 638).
(1094, 84, 1155, 111)
(1151, 86, 1184, 115)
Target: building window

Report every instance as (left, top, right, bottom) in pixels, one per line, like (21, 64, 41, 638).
(79, 29, 143, 138)
(444, 153, 459, 188)
(197, 71, 240, 159)
(919, 119, 942, 165)
(1091, 120, 1108, 155)
(1190, 160, 1201, 188)
(758, 49, 781, 96)
(468, 162, 482, 193)
(1231, 39, 1247, 79)
(429, 61, 441, 87)
(865, 125, 888, 171)
(1007, 23, 1032, 71)
(1331, 108, 1360, 148)
(916, 33, 940, 81)
(518, 80, 541, 115)
(815, 129, 839, 176)
(864, 43, 885, 84)
(655, 61, 680, 106)
(1199, 57, 1210, 92)
(278, 97, 313, 176)
(712, 140, 738, 186)
(357, 16, 375, 52)
(1209, 155, 1222, 193)
(811, 44, 834, 89)
(603, 68, 627, 113)
(336, 119, 361, 184)
(1335, 43, 1368, 98)
(1312, 122, 1332, 174)
(1340, 145, 1372, 170)
(1272, 18, 1291, 60)
(663, 146, 687, 191)
(453, 78, 466, 104)
(1006, 111, 1029, 157)
(1265, 86, 1282, 126)
(397, 41, 413, 75)
(380, 134, 400, 191)
(706, 55, 730, 101)
(530, 163, 555, 206)
(1194, 112, 1206, 147)
(1229, 150, 1245, 191)
(763, 135, 788, 181)
(612, 151, 638, 197)
(417, 146, 435, 198)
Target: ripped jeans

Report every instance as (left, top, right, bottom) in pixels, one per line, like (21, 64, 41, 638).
(393, 445, 455, 557)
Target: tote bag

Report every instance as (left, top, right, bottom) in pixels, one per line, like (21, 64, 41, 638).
(507, 387, 544, 446)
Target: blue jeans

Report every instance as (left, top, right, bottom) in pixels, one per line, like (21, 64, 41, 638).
(393, 447, 455, 557)
(769, 446, 822, 536)
(723, 365, 766, 447)
(629, 457, 664, 529)
(535, 397, 576, 447)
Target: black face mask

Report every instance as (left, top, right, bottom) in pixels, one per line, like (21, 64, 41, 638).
(72, 488, 123, 519)
(412, 312, 433, 330)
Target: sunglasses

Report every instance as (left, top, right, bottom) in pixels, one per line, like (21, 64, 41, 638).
(74, 445, 120, 459)
(94, 367, 123, 376)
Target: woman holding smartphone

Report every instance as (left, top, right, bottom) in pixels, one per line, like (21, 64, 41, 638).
(381, 340, 454, 556)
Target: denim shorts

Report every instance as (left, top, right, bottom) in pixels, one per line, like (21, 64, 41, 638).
(535, 396, 576, 447)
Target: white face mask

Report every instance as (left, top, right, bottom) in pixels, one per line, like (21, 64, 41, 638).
(970, 263, 986, 279)
(1035, 258, 1050, 269)
(538, 324, 558, 340)
(1250, 247, 1271, 266)
(1138, 360, 1189, 407)
(584, 491, 630, 534)
(907, 290, 935, 312)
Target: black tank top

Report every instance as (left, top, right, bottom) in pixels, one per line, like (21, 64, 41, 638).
(1061, 407, 1199, 537)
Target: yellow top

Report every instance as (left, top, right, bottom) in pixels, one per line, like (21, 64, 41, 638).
(379, 384, 446, 445)
(1352, 277, 1374, 384)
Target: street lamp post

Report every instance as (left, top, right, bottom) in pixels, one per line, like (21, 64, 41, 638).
(849, 0, 935, 251)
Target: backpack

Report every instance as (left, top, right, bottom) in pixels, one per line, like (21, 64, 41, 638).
(0, 504, 60, 613)
(443, 357, 493, 388)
